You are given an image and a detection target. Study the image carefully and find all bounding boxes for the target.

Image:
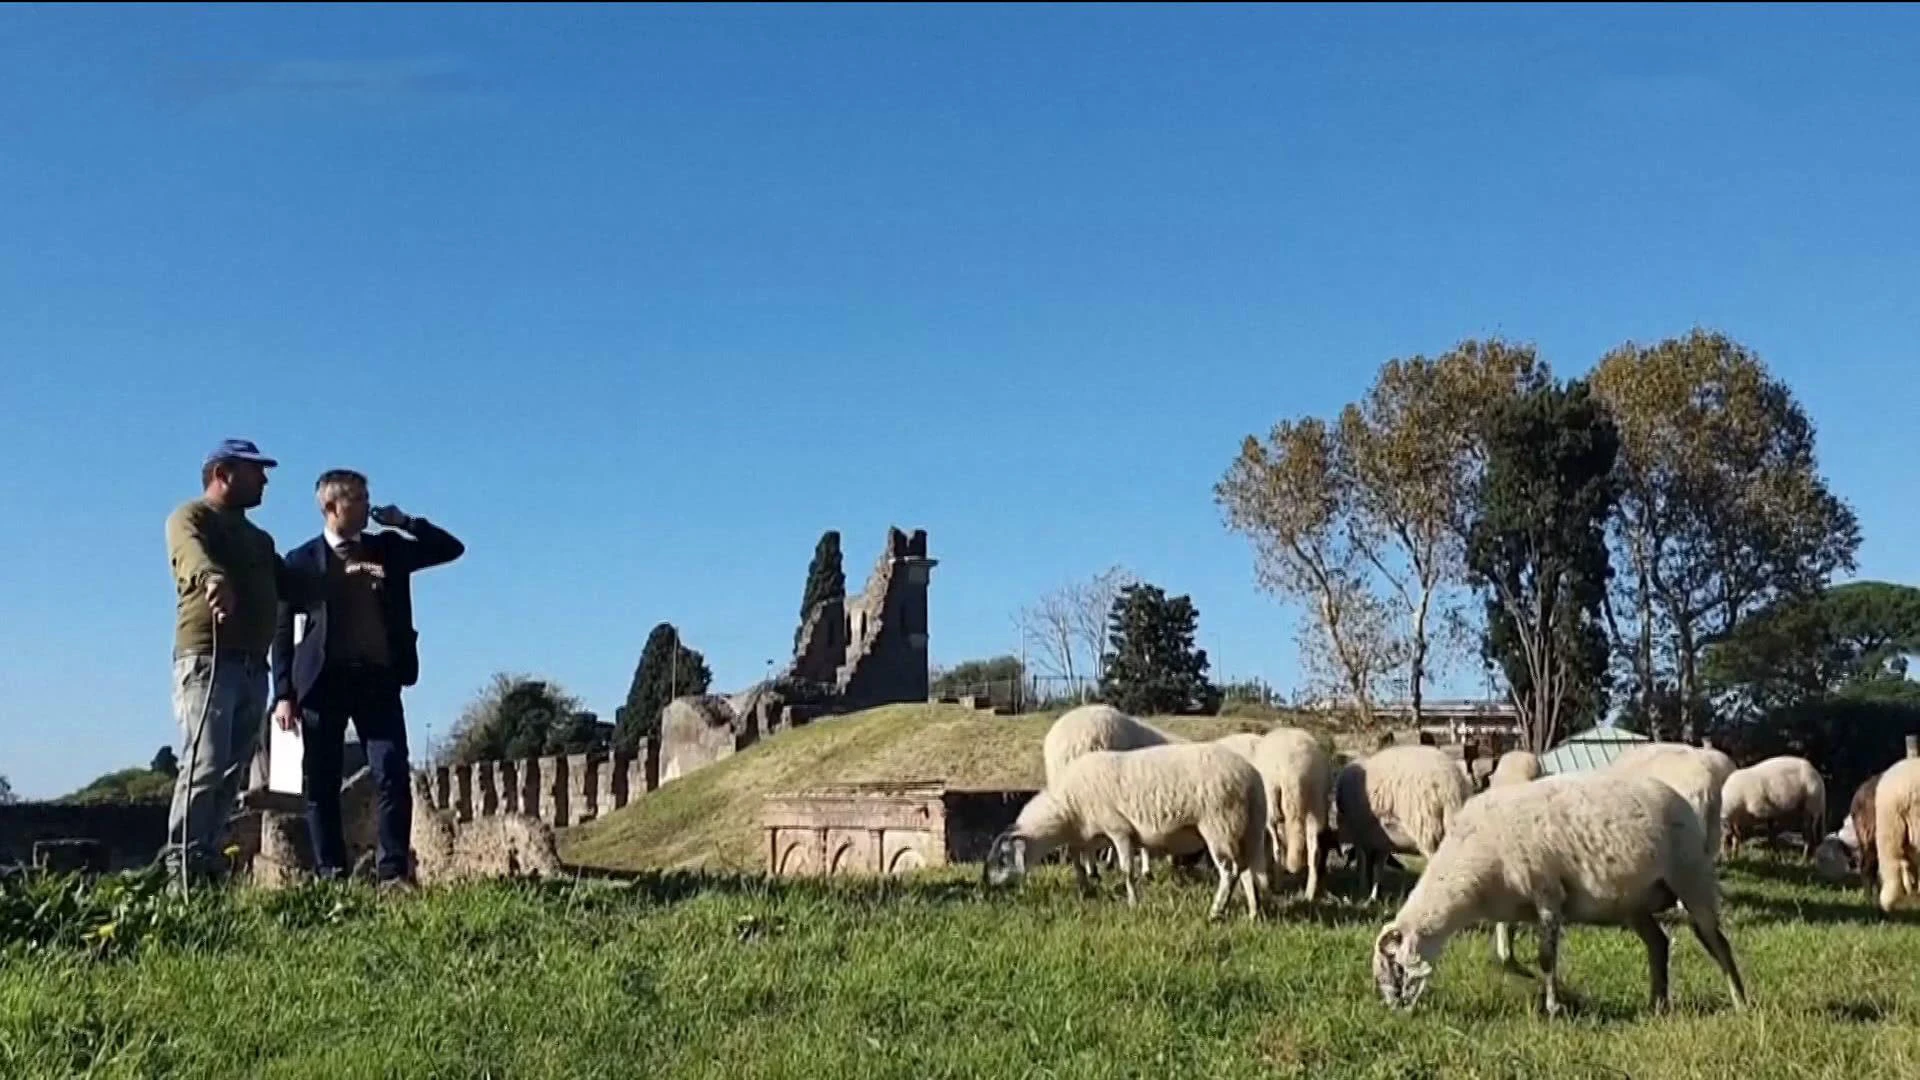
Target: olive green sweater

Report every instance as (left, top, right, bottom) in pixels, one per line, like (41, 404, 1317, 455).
(165, 497, 283, 657)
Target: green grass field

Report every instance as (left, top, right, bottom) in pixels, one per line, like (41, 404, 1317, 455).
(5, 849, 1918, 1079)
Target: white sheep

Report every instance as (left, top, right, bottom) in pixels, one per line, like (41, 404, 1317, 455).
(984, 741, 1270, 920)
(1608, 743, 1727, 858)
(1487, 750, 1542, 788)
(1215, 728, 1333, 899)
(1039, 704, 1185, 879)
(1720, 755, 1826, 857)
(1370, 770, 1749, 1017)
(1245, 728, 1332, 900)
(1334, 744, 1474, 902)
(1874, 757, 1920, 912)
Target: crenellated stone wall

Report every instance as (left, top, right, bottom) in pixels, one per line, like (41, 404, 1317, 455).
(421, 741, 658, 828)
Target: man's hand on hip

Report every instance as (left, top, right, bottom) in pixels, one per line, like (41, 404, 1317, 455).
(272, 700, 302, 733)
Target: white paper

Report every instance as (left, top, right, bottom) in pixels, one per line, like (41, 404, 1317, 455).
(266, 613, 310, 794)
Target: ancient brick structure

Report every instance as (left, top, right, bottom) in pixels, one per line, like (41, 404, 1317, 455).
(653, 526, 936, 788)
(791, 526, 937, 710)
(762, 781, 1033, 877)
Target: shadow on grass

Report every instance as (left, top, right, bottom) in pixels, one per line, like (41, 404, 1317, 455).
(1720, 887, 1920, 928)
(1823, 998, 1892, 1024)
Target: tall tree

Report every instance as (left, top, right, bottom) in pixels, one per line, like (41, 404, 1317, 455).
(1216, 416, 1396, 724)
(1098, 582, 1222, 716)
(150, 745, 179, 777)
(615, 622, 714, 752)
(794, 530, 846, 651)
(1703, 580, 1920, 719)
(1337, 339, 1544, 722)
(1466, 377, 1620, 753)
(1593, 329, 1861, 740)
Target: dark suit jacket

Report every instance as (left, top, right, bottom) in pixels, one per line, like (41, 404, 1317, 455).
(272, 517, 465, 709)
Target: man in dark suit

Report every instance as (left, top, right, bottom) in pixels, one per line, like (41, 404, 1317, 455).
(271, 468, 465, 887)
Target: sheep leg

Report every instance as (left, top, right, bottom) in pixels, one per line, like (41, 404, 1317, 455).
(1111, 834, 1141, 907)
(1239, 860, 1261, 921)
(1207, 851, 1235, 921)
(1302, 823, 1321, 902)
(1493, 921, 1524, 972)
(1685, 911, 1748, 1012)
(1627, 909, 1671, 1013)
(1536, 911, 1565, 1017)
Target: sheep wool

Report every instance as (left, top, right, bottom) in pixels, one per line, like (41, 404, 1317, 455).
(1607, 743, 1725, 858)
(1042, 704, 1184, 786)
(1847, 773, 1882, 894)
(1247, 727, 1333, 900)
(985, 741, 1270, 920)
(1213, 732, 1263, 762)
(1487, 751, 1542, 788)
(1370, 770, 1748, 1017)
(1874, 757, 1920, 912)
(1334, 744, 1473, 901)
(1720, 756, 1826, 857)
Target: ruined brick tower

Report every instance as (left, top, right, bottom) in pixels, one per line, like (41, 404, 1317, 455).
(790, 527, 936, 710)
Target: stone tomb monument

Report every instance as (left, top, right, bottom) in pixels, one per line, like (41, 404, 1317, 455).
(762, 781, 1034, 878)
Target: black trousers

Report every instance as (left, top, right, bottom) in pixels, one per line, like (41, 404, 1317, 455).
(302, 663, 412, 880)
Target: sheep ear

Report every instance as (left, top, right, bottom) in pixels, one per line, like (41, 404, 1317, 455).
(1374, 925, 1403, 958)
(1012, 837, 1029, 873)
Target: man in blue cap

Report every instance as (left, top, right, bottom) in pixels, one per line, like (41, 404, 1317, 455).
(163, 438, 305, 886)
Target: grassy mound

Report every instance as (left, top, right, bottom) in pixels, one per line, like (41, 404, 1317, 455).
(561, 703, 1333, 873)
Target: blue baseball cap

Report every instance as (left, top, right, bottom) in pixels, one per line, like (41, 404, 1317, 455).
(204, 438, 278, 468)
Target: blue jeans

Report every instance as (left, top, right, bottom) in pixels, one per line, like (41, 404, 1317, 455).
(168, 650, 269, 876)
(302, 664, 413, 881)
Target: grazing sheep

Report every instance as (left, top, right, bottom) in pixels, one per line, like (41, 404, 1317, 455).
(1238, 727, 1334, 900)
(1488, 751, 1542, 788)
(1608, 743, 1726, 858)
(1370, 771, 1749, 1017)
(1720, 756, 1827, 857)
(984, 742, 1270, 920)
(1814, 774, 1886, 893)
(1040, 704, 1185, 879)
(1334, 744, 1474, 902)
(1873, 757, 1920, 912)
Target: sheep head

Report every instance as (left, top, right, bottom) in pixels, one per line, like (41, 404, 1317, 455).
(981, 831, 1030, 888)
(1372, 924, 1433, 1010)
(1813, 835, 1854, 884)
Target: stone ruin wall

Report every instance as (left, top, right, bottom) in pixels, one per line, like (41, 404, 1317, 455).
(420, 741, 659, 829)
(821, 526, 936, 711)
(655, 525, 937, 790)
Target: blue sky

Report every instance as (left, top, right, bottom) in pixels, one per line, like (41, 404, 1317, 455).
(3, 4, 1917, 799)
